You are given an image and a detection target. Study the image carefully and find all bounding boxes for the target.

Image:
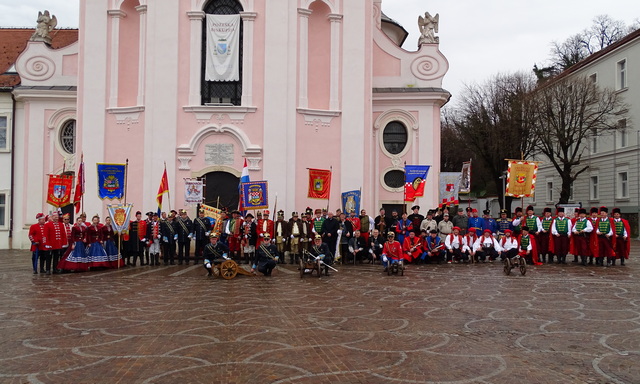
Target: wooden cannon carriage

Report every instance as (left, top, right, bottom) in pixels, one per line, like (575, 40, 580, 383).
(212, 259, 255, 280)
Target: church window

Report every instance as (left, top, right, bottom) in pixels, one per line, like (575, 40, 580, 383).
(383, 121, 408, 155)
(201, 0, 243, 105)
(59, 120, 76, 154)
(384, 169, 405, 189)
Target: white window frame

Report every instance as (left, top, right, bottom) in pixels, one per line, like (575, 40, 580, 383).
(568, 182, 574, 201)
(589, 72, 597, 84)
(0, 115, 9, 152)
(617, 59, 627, 90)
(0, 191, 7, 228)
(617, 171, 629, 199)
(546, 180, 554, 203)
(618, 119, 628, 148)
(589, 175, 599, 200)
(590, 128, 598, 154)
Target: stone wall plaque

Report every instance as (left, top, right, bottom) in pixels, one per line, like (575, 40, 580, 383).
(205, 143, 234, 165)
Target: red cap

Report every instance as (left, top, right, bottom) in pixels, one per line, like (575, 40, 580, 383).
(452, 226, 461, 232)
(483, 229, 493, 234)
(504, 229, 512, 234)
(36, 213, 45, 220)
(472, 208, 478, 213)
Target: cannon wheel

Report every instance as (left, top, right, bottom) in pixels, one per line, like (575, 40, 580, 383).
(503, 258, 511, 275)
(220, 260, 239, 280)
(519, 257, 527, 276)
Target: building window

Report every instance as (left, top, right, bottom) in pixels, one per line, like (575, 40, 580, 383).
(618, 119, 628, 148)
(618, 172, 628, 199)
(590, 176, 599, 200)
(382, 121, 408, 155)
(617, 59, 627, 89)
(201, 0, 244, 106)
(546, 181, 553, 202)
(589, 73, 597, 83)
(0, 193, 5, 227)
(0, 116, 7, 150)
(590, 128, 597, 154)
(59, 120, 76, 154)
(569, 183, 574, 201)
(383, 169, 405, 189)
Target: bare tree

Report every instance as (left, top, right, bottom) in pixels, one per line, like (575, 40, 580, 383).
(448, 72, 537, 211)
(526, 75, 628, 204)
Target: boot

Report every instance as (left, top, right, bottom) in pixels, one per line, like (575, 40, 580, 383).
(548, 255, 554, 264)
(295, 254, 300, 265)
(621, 258, 625, 266)
(561, 255, 567, 264)
(572, 255, 578, 263)
(588, 256, 594, 265)
(581, 256, 587, 266)
(606, 257, 612, 267)
(145, 254, 150, 266)
(611, 258, 616, 266)
(154, 254, 160, 266)
(289, 254, 295, 265)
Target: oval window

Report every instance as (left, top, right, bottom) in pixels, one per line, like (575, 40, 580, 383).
(59, 119, 76, 154)
(384, 169, 405, 189)
(382, 121, 407, 155)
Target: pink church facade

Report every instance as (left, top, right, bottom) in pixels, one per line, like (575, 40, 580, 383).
(9, 0, 449, 249)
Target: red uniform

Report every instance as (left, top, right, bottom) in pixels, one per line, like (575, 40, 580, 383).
(256, 218, 274, 239)
(402, 236, 421, 262)
(383, 240, 403, 262)
(86, 224, 104, 244)
(613, 218, 631, 260)
(44, 220, 68, 250)
(28, 223, 48, 252)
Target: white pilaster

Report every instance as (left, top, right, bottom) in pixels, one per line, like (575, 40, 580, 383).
(328, 13, 342, 111)
(135, 5, 147, 106)
(107, 9, 125, 108)
(240, 12, 257, 106)
(187, 11, 205, 106)
(297, 8, 312, 109)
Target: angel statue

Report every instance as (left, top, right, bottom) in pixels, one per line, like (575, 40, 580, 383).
(30, 10, 58, 44)
(418, 12, 439, 44)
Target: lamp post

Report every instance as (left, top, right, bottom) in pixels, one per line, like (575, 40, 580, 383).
(499, 171, 507, 210)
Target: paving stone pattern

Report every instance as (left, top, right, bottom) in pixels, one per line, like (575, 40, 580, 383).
(1, 246, 639, 384)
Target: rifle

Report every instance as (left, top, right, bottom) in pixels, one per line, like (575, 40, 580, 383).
(303, 249, 338, 272)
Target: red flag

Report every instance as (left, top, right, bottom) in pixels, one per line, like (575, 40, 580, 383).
(308, 168, 331, 199)
(73, 154, 84, 214)
(156, 166, 169, 215)
(47, 175, 73, 208)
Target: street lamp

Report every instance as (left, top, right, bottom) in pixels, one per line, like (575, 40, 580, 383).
(498, 171, 507, 210)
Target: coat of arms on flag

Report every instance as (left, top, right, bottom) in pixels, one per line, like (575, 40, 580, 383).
(241, 181, 269, 210)
(308, 169, 332, 199)
(505, 160, 539, 198)
(404, 165, 430, 202)
(47, 174, 73, 208)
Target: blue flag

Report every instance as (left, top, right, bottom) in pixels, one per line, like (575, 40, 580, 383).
(341, 190, 361, 214)
(97, 163, 126, 200)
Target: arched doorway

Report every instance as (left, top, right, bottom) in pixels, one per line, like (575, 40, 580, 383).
(203, 171, 239, 211)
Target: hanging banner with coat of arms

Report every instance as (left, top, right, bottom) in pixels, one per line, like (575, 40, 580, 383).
(459, 161, 471, 194)
(341, 190, 361, 214)
(107, 203, 134, 234)
(308, 168, 332, 200)
(241, 181, 269, 210)
(184, 179, 204, 205)
(439, 172, 462, 207)
(505, 160, 539, 198)
(46, 174, 74, 208)
(96, 163, 126, 200)
(404, 165, 431, 202)
(205, 14, 241, 82)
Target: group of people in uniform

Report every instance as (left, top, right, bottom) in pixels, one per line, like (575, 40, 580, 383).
(28, 203, 632, 276)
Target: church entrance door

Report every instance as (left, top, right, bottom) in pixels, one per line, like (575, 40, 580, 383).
(203, 171, 239, 211)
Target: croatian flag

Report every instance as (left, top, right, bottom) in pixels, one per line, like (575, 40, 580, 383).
(238, 159, 249, 213)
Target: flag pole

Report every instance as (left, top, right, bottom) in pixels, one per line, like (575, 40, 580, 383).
(165, 162, 172, 213)
(124, 158, 129, 204)
(326, 166, 332, 213)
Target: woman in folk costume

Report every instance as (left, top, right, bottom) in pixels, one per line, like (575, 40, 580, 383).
(612, 208, 631, 266)
(58, 217, 90, 271)
(86, 214, 110, 268)
(518, 226, 542, 266)
(102, 216, 125, 268)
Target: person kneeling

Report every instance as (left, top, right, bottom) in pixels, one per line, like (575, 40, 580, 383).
(203, 233, 230, 276)
(252, 234, 279, 276)
(381, 232, 403, 271)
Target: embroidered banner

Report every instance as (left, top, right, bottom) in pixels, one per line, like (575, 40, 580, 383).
(505, 160, 538, 198)
(96, 163, 126, 200)
(308, 168, 332, 199)
(184, 179, 204, 205)
(341, 190, 361, 214)
(205, 14, 241, 82)
(241, 181, 269, 210)
(107, 203, 134, 234)
(439, 172, 461, 207)
(404, 165, 431, 202)
(46, 174, 73, 208)
(459, 161, 471, 194)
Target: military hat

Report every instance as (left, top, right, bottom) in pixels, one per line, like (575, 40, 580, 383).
(136, 211, 142, 215)
(198, 208, 205, 213)
(256, 211, 262, 216)
(63, 213, 71, 219)
(349, 209, 356, 213)
(245, 213, 254, 219)
(209, 232, 219, 238)
(411, 205, 420, 211)
(429, 229, 438, 234)
(387, 231, 395, 237)
(263, 233, 271, 239)
(292, 211, 298, 217)
(522, 226, 530, 232)
(612, 207, 621, 215)
(170, 210, 178, 215)
(168, 212, 176, 218)
(556, 207, 564, 213)
(578, 208, 587, 215)
(590, 207, 599, 214)
(146, 211, 154, 216)
(263, 210, 270, 215)
(179, 209, 187, 214)
(314, 234, 322, 240)
(315, 208, 322, 214)
(483, 209, 490, 215)
(514, 207, 522, 213)
(543, 207, 552, 213)
(499, 209, 508, 215)
(599, 206, 608, 213)
(306, 207, 313, 215)
(36, 213, 45, 220)
(152, 212, 159, 217)
(526, 205, 534, 212)
(231, 210, 241, 215)
(277, 210, 284, 218)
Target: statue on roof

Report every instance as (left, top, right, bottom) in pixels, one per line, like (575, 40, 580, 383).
(30, 10, 58, 45)
(418, 12, 439, 44)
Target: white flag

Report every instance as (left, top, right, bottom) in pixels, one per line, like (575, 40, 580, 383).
(205, 14, 241, 82)
(439, 172, 462, 206)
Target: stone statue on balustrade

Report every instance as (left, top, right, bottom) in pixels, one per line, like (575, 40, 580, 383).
(418, 12, 439, 44)
(30, 10, 58, 45)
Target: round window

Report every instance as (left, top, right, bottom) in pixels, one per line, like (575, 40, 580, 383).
(59, 119, 76, 154)
(384, 169, 405, 189)
(382, 121, 407, 155)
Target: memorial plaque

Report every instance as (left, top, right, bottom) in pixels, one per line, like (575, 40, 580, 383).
(205, 144, 234, 165)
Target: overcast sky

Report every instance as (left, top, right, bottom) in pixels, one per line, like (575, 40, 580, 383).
(2, 0, 638, 105)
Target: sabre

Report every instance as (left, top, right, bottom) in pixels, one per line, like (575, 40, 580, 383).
(304, 250, 338, 272)
(33, 245, 39, 272)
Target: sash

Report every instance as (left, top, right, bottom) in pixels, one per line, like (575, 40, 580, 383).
(196, 217, 209, 232)
(205, 243, 221, 259)
(166, 221, 176, 235)
(177, 218, 190, 235)
(259, 244, 276, 260)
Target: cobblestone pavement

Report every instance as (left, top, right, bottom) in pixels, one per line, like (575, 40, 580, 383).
(1, 245, 639, 384)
